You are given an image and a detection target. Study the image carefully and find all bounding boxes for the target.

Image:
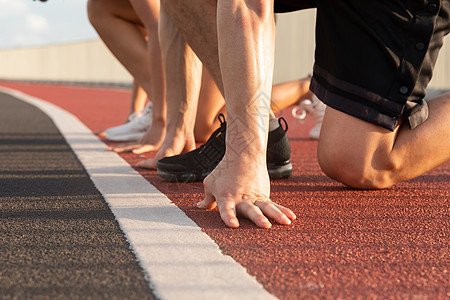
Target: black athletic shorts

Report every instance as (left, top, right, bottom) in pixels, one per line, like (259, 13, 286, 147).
(274, 0, 450, 131)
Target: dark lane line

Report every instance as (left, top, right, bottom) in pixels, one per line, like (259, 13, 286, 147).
(0, 92, 158, 300)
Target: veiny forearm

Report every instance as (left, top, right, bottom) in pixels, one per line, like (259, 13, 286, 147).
(217, 0, 276, 158)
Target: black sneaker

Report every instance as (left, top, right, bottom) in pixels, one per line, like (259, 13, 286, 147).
(266, 117, 293, 180)
(156, 114, 293, 182)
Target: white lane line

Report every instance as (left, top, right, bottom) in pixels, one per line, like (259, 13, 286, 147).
(0, 87, 276, 300)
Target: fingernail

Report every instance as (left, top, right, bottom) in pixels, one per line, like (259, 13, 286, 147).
(197, 201, 203, 208)
(261, 219, 272, 228)
(281, 215, 292, 225)
(230, 219, 239, 227)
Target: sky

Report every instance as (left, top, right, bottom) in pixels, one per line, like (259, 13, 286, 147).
(0, 0, 98, 49)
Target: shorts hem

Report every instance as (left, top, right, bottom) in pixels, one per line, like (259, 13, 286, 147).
(310, 70, 400, 131)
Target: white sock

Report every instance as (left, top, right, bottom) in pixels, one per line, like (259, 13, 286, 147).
(269, 118, 280, 132)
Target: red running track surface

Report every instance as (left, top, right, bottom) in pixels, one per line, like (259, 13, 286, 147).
(2, 82, 449, 299)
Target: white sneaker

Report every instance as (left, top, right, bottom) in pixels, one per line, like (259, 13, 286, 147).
(291, 94, 326, 140)
(104, 102, 153, 142)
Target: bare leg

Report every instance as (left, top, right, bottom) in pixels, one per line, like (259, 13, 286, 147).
(88, 0, 150, 91)
(162, 0, 295, 228)
(161, 0, 223, 93)
(127, 0, 166, 153)
(192, 70, 315, 143)
(87, 0, 166, 153)
(161, 0, 308, 144)
(129, 80, 147, 117)
(318, 93, 450, 189)
(194, 73, 313, 141)
(88, 0, 147, 139)
(194, 67, 226, 142)
(136, 5, 203, 169)
(270, 74, 313, 114)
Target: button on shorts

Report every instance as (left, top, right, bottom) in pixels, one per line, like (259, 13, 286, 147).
(275, 0, 450, 130)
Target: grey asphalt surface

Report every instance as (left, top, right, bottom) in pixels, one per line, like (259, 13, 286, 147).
(0, 92, 158, 299)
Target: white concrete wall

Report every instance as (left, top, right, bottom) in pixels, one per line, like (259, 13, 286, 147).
(0, 10, 448, 88)
(0, 39, 132, 85)
(274, 10, 316, 84)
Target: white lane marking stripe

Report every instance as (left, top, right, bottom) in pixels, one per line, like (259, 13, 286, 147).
(0, 87, 276, 300)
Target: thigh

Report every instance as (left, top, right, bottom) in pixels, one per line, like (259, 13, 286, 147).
(129, 0, 160, 30)
(88, 0, 143, 25)
(317, 105, 400, 186)
(319, 106, 398, 157)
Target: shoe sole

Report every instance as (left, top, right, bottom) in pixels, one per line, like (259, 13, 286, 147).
(268, 162, 293, 180)
(157, 162, 293, 183)
(157, 169, 210, 183)
(104, 132, 146, 142)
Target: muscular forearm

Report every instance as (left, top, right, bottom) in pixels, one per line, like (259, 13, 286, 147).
(217, 0, 276, 158)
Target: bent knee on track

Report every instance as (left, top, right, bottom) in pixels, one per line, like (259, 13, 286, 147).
(317, 143, 398, 190)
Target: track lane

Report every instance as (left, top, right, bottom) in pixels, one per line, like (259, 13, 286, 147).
(1, 82, 449, 299)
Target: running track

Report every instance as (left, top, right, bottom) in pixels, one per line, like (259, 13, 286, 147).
(1, 82, 449, 299)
